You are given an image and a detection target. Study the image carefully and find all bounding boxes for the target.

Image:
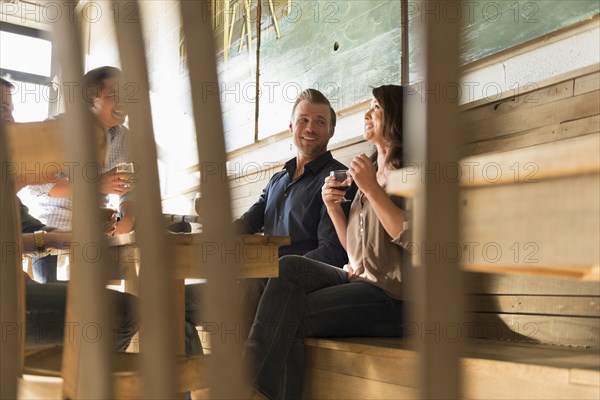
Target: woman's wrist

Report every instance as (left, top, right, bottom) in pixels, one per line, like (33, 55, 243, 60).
(360, 181, 383, 200)
(326, 201, 344, 213)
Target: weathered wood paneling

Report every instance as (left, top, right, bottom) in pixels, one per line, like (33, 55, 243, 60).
(466, 272, 600, 296)
(469, 295, 600, 317)
(303, 338, 600, 400)
(466, 313, 600, 348)
(461, 173, 600, 268)
(465, 90, 599, 142)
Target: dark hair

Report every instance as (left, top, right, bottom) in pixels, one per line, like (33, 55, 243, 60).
(0, 77, 15, 89)
(82, 66, 122, 104)
(372, 85, 404, 170)
(290, 88, 336, 128)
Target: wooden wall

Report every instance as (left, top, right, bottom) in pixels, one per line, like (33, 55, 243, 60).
(461, 65, 600, 348)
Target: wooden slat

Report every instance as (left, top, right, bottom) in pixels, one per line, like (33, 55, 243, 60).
(574, 71, 600, 96)
(463, 265, 599, 281)
(180, 1, 248, 398)
(331, 141, 373, 166)
(110, 235, 288, 280)
(419, 1, 464, 397)
(52, 3, 114, 397)
(462, 133, 600, 187)
(391, 132, 600, 194)
(464, 80, 575, 123)
(305, 346, 419, 388)
(461, 63, 600, 111)
(466, 272, 600, 296)
(302, 338, 600, 399)
(113, 0, 178, 397)
(466, 90, 600, 142)
(4, 120, 107, 185)
(462, 173, 600, 268)
(462, 357, 599, 399)
(21, 348, 209, 399)
(305, 337, 600, 370)
(468, 313, 600, 348)
(561, 114, 600, 137)
(465, 113, 599, 156)
(0, 111, 20, 400)
(230, 177, 271, 202)
(469, 295, 600, 317)
(18, 375, 63, 400)
(387, 133, 600, 197)
(465, 123, 561, 156)
(303, 369, 419, 400)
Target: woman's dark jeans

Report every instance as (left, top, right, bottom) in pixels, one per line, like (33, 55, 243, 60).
(245, 255, 405, 400)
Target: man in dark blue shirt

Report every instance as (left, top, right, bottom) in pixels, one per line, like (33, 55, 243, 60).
(185, 89, 355, 349)
(234, 88, 352, 267)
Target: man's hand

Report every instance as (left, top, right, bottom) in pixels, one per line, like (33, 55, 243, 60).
(99, 167, 133, 195)
(114, 215, 134, 236)
(114, 201, 135, 236)
(101, 207, 118, 236)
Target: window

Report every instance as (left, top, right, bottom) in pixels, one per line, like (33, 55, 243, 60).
(0, 22, 56, 122)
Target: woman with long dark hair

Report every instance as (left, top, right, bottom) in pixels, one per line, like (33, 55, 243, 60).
(245, 85, 410, 399)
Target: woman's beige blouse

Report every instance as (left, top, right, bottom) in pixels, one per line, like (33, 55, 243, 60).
(346, 188, 411, 300)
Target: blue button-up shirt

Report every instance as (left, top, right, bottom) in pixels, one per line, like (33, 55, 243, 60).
(234, 151, 355, 267)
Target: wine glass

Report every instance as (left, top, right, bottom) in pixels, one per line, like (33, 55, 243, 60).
(115, 162, 135, 188)
(329, 170, 352, 203)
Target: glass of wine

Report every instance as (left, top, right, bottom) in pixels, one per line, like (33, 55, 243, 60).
(115, 162, 135, 188)
(329, 170, 352, 203)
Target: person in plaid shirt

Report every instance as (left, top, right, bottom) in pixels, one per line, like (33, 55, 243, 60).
(26, 66, 136, 283)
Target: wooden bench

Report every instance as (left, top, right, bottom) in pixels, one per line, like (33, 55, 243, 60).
(303, 337, 599, 399)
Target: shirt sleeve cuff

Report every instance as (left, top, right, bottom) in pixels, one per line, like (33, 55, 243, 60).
(28, 183, 56, 196)
(391, 219, 412, 248)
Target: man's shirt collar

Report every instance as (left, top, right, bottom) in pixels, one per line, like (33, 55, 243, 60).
(284, 151, 334, 176)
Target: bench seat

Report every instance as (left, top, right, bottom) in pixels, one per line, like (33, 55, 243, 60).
(303, 337, 600, 399)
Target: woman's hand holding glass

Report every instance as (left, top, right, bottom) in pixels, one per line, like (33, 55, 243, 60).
(322, 170, 352, 208)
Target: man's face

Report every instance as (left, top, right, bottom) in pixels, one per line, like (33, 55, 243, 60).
(90, 77, 126, 129)
(289, 101, 334, 161)
(1, 84, 15, 123)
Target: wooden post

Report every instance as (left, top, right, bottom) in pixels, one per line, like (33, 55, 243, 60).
(53, 2, 114, 398)
(419, 0, 464, 398)
(112, 1, 178, 398)
(0, 120, 20, 400)
(181, 0, 248, 398)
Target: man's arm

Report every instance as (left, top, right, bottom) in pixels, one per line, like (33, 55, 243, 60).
(21, 231, 72, 253)
(233, 182, 270, 234)
(303, 204, 349, 268)
(48, 177, 72, 197)
(19, 199, 54, 233)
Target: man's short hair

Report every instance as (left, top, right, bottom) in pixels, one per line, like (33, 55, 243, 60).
(82, 66, 122, 103)
(290, 88, 336, 128)
(0, 77, 15, 90)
